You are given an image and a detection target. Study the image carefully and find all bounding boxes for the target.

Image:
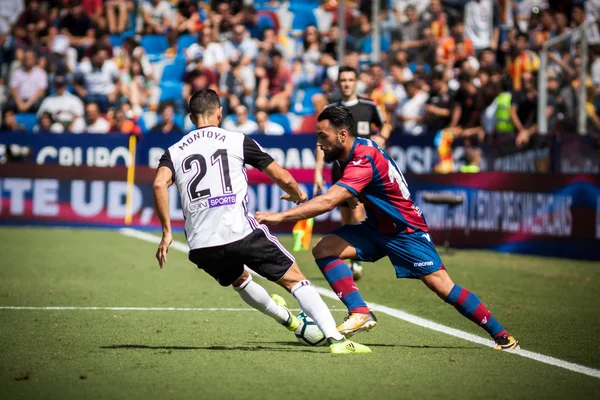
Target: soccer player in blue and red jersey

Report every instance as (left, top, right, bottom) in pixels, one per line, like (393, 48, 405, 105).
(256, 105, 519, 351)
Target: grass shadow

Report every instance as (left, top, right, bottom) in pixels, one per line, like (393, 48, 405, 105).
(100, 344, 320, 353)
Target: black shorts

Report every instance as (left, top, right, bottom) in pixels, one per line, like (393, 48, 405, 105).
(188, 228, 294, 287)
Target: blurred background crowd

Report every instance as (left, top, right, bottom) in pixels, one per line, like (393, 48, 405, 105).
(0, 0, 599, 147)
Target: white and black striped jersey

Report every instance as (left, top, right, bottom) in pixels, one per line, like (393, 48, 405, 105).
(324, 97, 386, 138)
(158, 126, 273, 249)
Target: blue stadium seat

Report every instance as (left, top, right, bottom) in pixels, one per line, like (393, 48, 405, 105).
(161, 56, 186, 82)
(16, 113, 37, 132)
(269, 113, 291, 134)
(109, 34, 124, 47)
(141, 35, 168, 56)
(173, 114, 185, 131)
(291, 10, 317, 31)
(159, 81, 184, 102)
(177, 34, 197, 54)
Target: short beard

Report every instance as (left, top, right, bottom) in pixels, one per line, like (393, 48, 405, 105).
(323, 145, 343, 163)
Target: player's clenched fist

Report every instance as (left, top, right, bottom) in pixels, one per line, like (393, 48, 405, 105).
(256, 211, 284, 225)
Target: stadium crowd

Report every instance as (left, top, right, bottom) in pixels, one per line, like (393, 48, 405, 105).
(0, 0, 599, 149)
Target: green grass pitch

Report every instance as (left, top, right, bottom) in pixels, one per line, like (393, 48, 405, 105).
(0, 227, 599, 399)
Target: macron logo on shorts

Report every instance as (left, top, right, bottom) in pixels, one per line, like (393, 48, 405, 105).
(413, 261, 434, 267)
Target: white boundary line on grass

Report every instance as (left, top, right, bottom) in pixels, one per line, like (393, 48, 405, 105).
(119, 228, 600, 379)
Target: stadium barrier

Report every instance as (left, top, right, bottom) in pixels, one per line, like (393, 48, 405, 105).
(1, 160, 599, 260)
(3, 130, 597, 174)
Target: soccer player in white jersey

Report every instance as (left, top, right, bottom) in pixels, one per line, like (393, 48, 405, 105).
(152, 89, 371, 354)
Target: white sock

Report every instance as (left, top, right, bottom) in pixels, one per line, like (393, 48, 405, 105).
(234, 275, 289, 324)
(291, 280, 344, 341)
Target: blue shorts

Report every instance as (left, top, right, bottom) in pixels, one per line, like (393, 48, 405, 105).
(331, 222, 444, 279)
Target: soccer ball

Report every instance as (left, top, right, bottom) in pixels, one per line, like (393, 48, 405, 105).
(294, 312, 327, 346)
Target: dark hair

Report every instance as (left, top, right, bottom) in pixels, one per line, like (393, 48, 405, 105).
(338, 65, 358, 79)
(516, 31, 528, 41)
(269, 49, 283, 59)
(189, 89, 220, 116)
(159, 101, 176, 113)
(317, 105, 354, 137)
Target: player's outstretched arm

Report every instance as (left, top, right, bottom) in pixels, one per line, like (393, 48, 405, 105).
(261, 161, 308, 204)
(153, 166, 173, 268)
(313, 146, 325, 196)
(256, 185, 354, 225)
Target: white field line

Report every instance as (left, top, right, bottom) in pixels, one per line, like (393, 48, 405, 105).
(117, 228, 600, 379)
(0, 306, 333, 312)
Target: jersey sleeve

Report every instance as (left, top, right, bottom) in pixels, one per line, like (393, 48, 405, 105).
(158, 149, 175, 177)
(336, 158, 373, 196)
(243, 135, 274, 170)
(371, 104, 386, 128)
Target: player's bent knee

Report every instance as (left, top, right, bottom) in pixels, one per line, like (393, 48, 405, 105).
(232, 270, 252, 290)
(277, 263, 306, 291)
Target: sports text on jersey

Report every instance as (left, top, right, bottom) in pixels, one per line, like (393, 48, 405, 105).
(178, 129, 227, 151)
(189, 194, 237, 213)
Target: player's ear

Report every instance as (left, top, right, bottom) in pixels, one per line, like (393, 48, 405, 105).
(217, 107, 223, 125)
(189, 114, 197, 128)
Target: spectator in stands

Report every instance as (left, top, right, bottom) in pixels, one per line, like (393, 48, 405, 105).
(424, 70, 454, 132)
(395, 80, 429, 135)
(37, 75, 85, 133)
(224, 24, 259, 68)
(15, 0, 51, 47)
(182, 56, 219, 102)
(82, 0, 104, 24)
(464, 0, 499, 53)
(59, 1, 96, 53)
(105, 0, 132, 34)
(83, 30, 114, 60)
(0, 108, 25, 132)
(418, 26, 438, 68)
(0, 1, 24, 74)
(174, 0, 202, 35)
(451, 72, 482, 131)
(222, 104, 258, 135)
(489, 76, 515, 135)
(478, 47, 498, 70)
(437, 17, 474, 65)
(425, 0, 448, 41)
(510, 71, 539, 147)
(75, 48, 119, 113)
(241, 5, 273, 41)
(254, 110, 285, 135)
(150, 102, 182, 134)
(211, 1, 238, 42)
(143, 0, 172, 35)
(293, 25, 324, 88)
(368, 63, 396, 129)
(79, 102, 110, 134)
(109, 108, 141, 135)
(185, 25, 227, 73)
(397, 5, 423, 61)
(507, 31, 540, 91)
(117, 37, 154, 81)
(9, 50, 47, 113)
(256, 49, 293, 114)
(33, 111, 64, 133)
(220, 59, 256, 115)
(119, 60, 149, 115)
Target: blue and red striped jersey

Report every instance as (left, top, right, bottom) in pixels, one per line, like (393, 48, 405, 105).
(336, 138, 428, 234)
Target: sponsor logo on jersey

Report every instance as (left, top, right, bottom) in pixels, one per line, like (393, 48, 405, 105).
(188, 194, 237, 213)
(413, 261, 434, 267)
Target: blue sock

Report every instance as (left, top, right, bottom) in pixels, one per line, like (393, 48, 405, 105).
(446, 284, 507, 338)
(315, 257, 370, 314)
